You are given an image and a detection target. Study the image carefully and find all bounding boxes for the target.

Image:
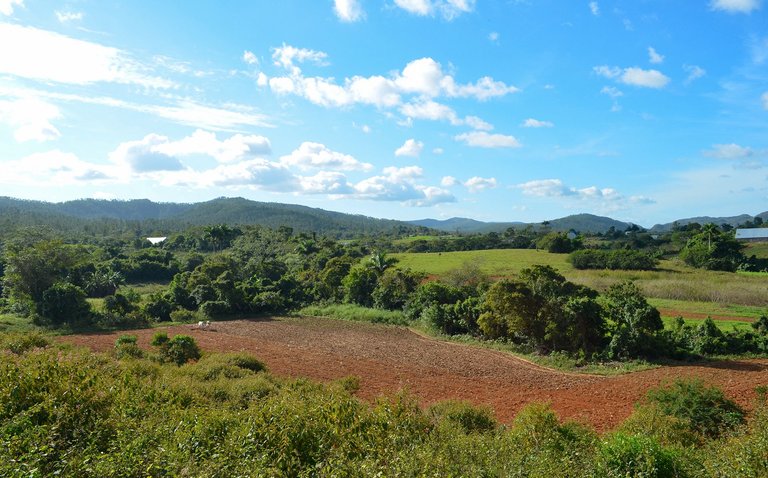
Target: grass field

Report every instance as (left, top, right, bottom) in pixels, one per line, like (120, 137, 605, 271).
(744, 242, 768, 258)
(394, 249, 768, 310)
(661, 316, 754, 332)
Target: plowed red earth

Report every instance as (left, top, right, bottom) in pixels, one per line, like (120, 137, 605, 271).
(61, 317, 768, 432)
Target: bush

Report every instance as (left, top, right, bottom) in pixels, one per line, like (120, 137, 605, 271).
(569, 249, 658, 270)
(199, 300, 231, 319)
(428, 400, 497, 434)
(597, 433, 687, 478)
(170, 308, 199, 323)
(114, 334, 144, 359)
(142, 293, 175, 322)
(0, 332, 50, 354)
(152, 333, 201, 365)
(645, 379, 745, 440)
(38, 282, 92, 326)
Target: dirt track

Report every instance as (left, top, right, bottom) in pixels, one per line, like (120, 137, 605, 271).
(61, 317, 768, 431)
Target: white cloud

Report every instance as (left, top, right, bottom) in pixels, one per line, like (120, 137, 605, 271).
(242, 50, 259, 65)
(267, 52, 518, 109)
(464, 115, 493, 130)
(193, 160, 297, 190)
(594, 65, 670, 88)
(334, 0, 365, 22)
(710, 0, 761, 13)
(408, 186, 456, 206)
(454, 131, 521, 148)
(272, 44, 328, 71)
(400, 99, 461, 124)
(0, 0, 22, 15)
(0, 23, 173, 88)
(395, 138, 424, 157)
(522, 118, 554, 128)
(394, 0, 476, 20)
(257, 72, 269, 87)
(156, 129, 271, 163)
(0, 150, 111, 185)
(763, 91, 768, 109)
(703, 143, 753, 159)
(56, 11, 82, 23)
(280, 142, 372, 171)
(589, 1, 599, 15)
(600, 86, 623, 98)
(299, 171, 354, 194)
(433, 147, 444, 154)
(683, 64, 706, 84)
(441, 175, 458, 186)
(0, 97, 61, 142)
(517, 178, 627, 203)
(0, 85, 273, 131)
(517, 179, 574, 197)
(464, 176, 497, 193)
(109, 134, 188, 173)
(488, 31, 499, 42)
(648, 47, 664, 64)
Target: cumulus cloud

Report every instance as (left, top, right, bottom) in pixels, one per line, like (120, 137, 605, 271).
(280, 142, 373, 171)
(266, 51, 518, 112)
(0, 97, 61, 142)
(400, 99, 460, 124)
(522, 118, 554, 128)
(0, 0, 23, 15)
(441, 175, 459, 186)
(648, 47, 664, 64)
(516, 179, 626, 204)
(762, 91, 768, 109)
(589, 1, 599, 15)
(155, 129, 271, 163)
(109, 134, 187, 173)
(464, 176, 497, 193)
(0, 23, 173, 88)
(594, 65, 670, 88)
(394, 0, 476, 20)
(242, 50, 259, 65)
(395, 138, 424, 157)
(334, 0, 365, 22)
(710, 0, 761, 13)
(464, 115, 493, 131)
(454, 131, 521, 148)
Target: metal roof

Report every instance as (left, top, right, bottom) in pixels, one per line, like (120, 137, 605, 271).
(735, 229, 768, 239)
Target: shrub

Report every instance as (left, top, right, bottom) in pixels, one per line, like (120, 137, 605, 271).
(569, 249, 658, 270)
(114, 334, 144, 359)
(0, 332, 50, 354)
(199, 300, 231, 319)
(38, 282, 92, 326)
(644, 379, 745, 440)
(142, 293, 175, 322)
(152, 333, 201, 365)
(428, 400, 497, 434)
(170, 308, 199, 323)
(597, 433, 687, 478)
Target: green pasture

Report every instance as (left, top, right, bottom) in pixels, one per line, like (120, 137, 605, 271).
(744, 241, 768, 259)
(393, 249, 768, 309)
(661, 316, 754, 332)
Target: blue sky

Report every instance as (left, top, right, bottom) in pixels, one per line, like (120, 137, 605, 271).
(0, 0, 766, 227)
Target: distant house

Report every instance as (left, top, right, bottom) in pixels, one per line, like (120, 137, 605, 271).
(735, 229, 768, 243)
(146, 237, 167, 245)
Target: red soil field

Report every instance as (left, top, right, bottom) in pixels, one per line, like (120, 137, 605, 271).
(61, 317, 768, 432)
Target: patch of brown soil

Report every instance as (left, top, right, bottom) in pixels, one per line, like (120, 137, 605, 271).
(60, 317, 768, 432)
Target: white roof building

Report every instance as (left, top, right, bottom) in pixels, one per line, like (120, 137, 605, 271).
(735, 229, 768, 242)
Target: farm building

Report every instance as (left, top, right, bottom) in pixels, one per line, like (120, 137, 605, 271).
(735, 229, 768, 242)
(146, 236, 167, 245)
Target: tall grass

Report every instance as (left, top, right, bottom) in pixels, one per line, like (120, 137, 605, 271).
(298, 303, 408, 325)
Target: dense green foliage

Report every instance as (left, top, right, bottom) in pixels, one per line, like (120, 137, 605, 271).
(569, 248, 659, 270)
(1, 343, 766, 477)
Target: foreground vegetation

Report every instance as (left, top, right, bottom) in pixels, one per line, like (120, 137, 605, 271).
(1, 336, 766, 477)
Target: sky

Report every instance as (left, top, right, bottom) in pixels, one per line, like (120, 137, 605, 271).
(0, 0, 766, 227)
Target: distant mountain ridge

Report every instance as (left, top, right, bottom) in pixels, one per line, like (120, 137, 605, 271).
(408, 213, 632, 234)
(1, 196, 765, 237)
(0, 197, 428, 237)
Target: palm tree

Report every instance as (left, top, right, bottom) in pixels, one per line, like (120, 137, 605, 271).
(701, 223, 719, 251)
(367, 251, 397, 275)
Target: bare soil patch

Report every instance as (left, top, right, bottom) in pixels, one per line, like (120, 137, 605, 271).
(61, 317, 768, 431)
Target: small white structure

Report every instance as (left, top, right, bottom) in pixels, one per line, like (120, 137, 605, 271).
(735, 229, 768, 243)
(146, 236, 167, 245)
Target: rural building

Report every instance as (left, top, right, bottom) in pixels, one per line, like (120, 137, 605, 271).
(146, 236, 167, 245)
(735, 229, 768, 243)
